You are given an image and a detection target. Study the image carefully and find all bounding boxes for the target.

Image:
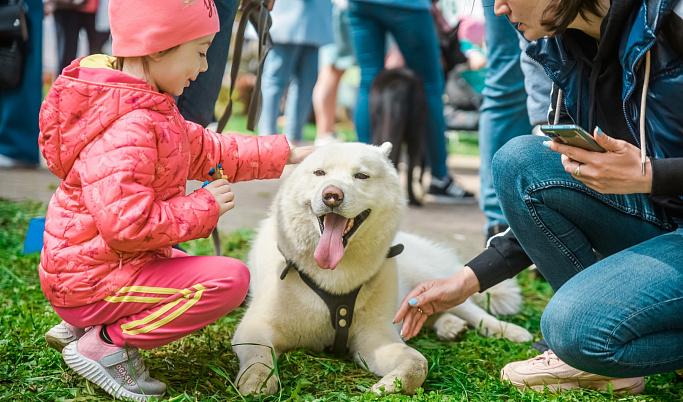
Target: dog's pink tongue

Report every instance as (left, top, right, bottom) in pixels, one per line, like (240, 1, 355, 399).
(314, 213, 348, 269)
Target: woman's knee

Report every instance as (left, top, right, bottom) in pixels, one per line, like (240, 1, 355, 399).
(493, 136, 541, 184)
(541, 292, 617, 375)
(492, 135, 565, 203)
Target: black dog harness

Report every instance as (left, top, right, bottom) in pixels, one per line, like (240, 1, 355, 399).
(278, 244, 404, 356)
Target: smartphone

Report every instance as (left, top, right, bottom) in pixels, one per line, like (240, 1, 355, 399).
(540, 124, 606, 153)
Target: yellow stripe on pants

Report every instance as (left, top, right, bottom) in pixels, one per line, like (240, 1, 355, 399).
(121, 284, 206, 336)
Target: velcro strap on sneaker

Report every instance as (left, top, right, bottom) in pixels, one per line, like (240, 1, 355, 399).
(99, 349, 131, 367)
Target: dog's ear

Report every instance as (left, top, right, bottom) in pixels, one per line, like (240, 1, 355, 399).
(379, 142, 393, 158)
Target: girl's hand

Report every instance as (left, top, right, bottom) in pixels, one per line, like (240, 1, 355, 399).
(287, 146, 314, 164)
(545, 128, 653, 194)
(393, 266, 480, 340)
(205, 179, 235, 216)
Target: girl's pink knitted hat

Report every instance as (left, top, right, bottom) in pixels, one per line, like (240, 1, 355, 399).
(109, 0, 220, 57)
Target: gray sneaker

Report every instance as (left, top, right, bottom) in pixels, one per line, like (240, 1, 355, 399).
(62, 326, 166, 401)
(45, 321, 86, 351)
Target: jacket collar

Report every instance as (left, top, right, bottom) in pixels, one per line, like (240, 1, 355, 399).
(526, 0, 677, 97)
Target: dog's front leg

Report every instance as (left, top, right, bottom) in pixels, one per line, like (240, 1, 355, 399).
(351, 326, 428, 395)
(232, 311, 281, 396)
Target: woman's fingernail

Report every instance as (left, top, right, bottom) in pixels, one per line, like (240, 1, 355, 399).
(542, 141, 552, 148)
(596, 126, 604, 136)
(408, 298, 418, 306)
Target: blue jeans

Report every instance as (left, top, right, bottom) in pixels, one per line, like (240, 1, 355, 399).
(177, 0, 239, 127)
(493, 135, 683, 377)
(478, 4, 533, 231)
(347, 1, 448, 178)
(0, 0, 42, 164)
(258, 44, 319, 141)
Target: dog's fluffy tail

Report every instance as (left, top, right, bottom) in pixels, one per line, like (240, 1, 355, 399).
(470, 279, 523, 316)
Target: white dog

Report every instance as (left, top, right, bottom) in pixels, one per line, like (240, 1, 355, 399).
(232, 143, 532, 395)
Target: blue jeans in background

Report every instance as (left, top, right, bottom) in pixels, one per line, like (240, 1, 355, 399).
(0, 0, 42, 165)
(493, 135, 683, 377)
(177, 0, 239, 128)
(258, 44, 319, 141)
(478, 3, 533, 232)
(347, 1, 448, 179)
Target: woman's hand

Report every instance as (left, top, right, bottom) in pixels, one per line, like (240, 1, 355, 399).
(287, 145, 314, 164)
(393, 266, 480, 340)
(205, 179, 235, 216)
(545, 127, 653, 194)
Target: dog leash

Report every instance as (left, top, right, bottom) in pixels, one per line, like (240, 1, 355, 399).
(277, 243, 404, 356)
(216, 0, 272, 134)
(201, 164, 228, 256)
(210, 0, 273, 256)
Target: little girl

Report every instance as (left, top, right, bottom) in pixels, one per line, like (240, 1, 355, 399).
(38, 1, 310, 400)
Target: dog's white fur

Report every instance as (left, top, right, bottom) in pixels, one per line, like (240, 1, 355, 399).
(233, 143, 532, 395)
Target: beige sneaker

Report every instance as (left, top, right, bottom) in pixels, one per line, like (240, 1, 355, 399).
(501, 350, 645, 394)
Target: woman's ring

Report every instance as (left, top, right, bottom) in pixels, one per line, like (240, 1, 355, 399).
(417, 307, 425, 315)
(574, 164, 582, 177)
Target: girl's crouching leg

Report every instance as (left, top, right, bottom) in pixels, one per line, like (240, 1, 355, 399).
(107, 256, 251, 350)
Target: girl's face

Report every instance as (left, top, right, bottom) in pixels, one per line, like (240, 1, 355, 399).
(493, 0, 554, 40)
(148, 34, 215, 96)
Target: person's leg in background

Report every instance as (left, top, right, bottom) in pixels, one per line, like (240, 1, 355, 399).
(283, 45, 319, 143)
(177, 0, 239, 128)
(0, 0, 42, 167)
(347, 2, 387, 144)
(81, 10, 109, 55)
(313, 5, 354, 146)
(478, 2, 532, 237)
(53, 9, 81, 72)
(258, 43, 298, 136)
(380, 4, 474, 203)
(382, 7, 446, 175)
(313, 60, 345, 144)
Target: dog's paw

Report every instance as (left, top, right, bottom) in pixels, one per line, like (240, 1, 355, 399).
(371, 376, 401, 395)
(236, 364, 279, 396)
(500, 322, 533, 343)
(433, 313, 467, 341)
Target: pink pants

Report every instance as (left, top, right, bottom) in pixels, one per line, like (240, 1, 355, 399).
(54, 250, 250, 349)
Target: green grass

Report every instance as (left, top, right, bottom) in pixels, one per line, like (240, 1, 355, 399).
(1, 199, 681, 401)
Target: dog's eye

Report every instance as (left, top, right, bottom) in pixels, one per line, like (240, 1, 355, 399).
(314, 169, 326, 176)
(354, 173, 370, 180)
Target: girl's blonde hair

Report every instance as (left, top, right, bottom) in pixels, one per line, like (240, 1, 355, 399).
(112, 45, 180, 71)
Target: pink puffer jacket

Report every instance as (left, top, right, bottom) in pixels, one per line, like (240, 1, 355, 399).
(38, 55, 290, 308)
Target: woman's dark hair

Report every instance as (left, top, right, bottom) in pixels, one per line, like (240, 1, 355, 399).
(542, 0, 605, 33)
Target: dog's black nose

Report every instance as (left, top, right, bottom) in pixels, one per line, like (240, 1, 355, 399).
(322, 186, 344, 208)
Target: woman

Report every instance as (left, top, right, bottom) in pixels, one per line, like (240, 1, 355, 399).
(395, 0, 683, 394)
